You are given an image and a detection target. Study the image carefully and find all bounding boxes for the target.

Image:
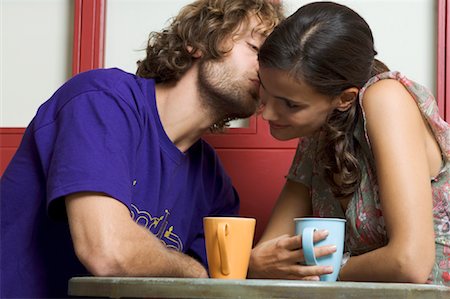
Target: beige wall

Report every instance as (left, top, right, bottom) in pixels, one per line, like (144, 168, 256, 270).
(1, 0, 73, 127)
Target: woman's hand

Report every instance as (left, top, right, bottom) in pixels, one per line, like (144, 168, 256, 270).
(248, 230, 336, 280)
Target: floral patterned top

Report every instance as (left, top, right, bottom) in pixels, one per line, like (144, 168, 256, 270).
(287, 71, 450, 285)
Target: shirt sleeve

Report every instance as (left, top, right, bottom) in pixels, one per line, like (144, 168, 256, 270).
(35, 90, 142, 217)
(286, 137, 315, 188)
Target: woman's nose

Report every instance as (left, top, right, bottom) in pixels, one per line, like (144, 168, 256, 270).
(261, 98, 277, 121)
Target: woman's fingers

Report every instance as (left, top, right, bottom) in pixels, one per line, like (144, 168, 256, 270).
(281, 235, 302, 250)
(314, 244, 337, 258)
(287, 264, 334, 279)
(300, 276, 321, 281)
(249, 233, 338, 280)
(281, 231, 336, 264)
(283, 229, 330, 251)
(283, 244, 336, 266)
(313, 229, 330, 242)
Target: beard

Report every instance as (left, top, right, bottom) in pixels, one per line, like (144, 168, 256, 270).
(197, 58, 260, 123)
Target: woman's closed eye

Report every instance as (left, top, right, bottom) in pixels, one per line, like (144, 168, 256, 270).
(283, 99, 301, 109)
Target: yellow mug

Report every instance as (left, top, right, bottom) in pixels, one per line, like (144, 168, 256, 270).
(203, 217, 256, 279)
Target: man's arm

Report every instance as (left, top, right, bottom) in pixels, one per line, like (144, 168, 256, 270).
(65, 192, 208, 278)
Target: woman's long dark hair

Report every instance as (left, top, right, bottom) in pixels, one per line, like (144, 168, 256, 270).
(259, 2, 389, 199)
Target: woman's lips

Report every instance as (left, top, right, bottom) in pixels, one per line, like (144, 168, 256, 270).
(269, 122, 290, 129)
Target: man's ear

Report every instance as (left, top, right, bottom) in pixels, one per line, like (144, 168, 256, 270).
(186, 45, 202, 58)
(336, 87, 359, 111)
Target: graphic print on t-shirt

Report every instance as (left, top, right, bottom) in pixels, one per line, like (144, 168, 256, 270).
(130, 204, 183, 251)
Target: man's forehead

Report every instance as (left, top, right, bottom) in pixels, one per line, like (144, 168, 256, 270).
(235, 15, 271, 39)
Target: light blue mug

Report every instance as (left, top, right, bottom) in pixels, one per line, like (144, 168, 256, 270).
(294, 217, 346, 281)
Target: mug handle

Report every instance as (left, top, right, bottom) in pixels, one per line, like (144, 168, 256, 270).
(302, 227, 319, 266)
(217, 222, 230, 275)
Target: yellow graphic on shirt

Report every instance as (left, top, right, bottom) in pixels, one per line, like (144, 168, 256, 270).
(130, 204, 183, 252)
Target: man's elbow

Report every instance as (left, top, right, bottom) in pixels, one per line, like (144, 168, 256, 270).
(75, 245, 128, 277)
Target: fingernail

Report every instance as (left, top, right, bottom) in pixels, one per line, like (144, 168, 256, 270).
(319, 229, 329, 236)
(326, 266, 333, 273)
(330, 245, 337, 252)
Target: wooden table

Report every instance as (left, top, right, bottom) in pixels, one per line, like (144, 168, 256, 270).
(68, 277, 450, 298)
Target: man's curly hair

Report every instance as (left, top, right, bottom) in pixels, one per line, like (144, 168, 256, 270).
(136, 0, 284, 83)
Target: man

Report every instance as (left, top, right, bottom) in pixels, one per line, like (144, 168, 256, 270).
(0, 0, 283, 297)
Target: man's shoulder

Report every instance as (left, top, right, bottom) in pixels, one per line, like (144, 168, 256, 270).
(69, 68, 138, 91)
(54, 68, 154, 108)
(76, 67, 128, 77)
(32, 68, 153, 131)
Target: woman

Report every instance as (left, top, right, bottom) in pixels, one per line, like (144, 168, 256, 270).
(249, 1, 449, 285)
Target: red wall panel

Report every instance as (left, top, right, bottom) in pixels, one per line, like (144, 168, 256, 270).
(0, 128, 25, 175)
(215, 148, 296, 243)
(72, 0, 106, 75)
(204, 116, 298, 149)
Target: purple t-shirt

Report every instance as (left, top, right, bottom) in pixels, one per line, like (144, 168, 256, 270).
(0, 68, 239, 298)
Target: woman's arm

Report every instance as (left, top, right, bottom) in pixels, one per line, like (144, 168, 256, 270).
(339, 79, 436, 283)
(66, 192, 208, 278)
(248, 179, 336, 279)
